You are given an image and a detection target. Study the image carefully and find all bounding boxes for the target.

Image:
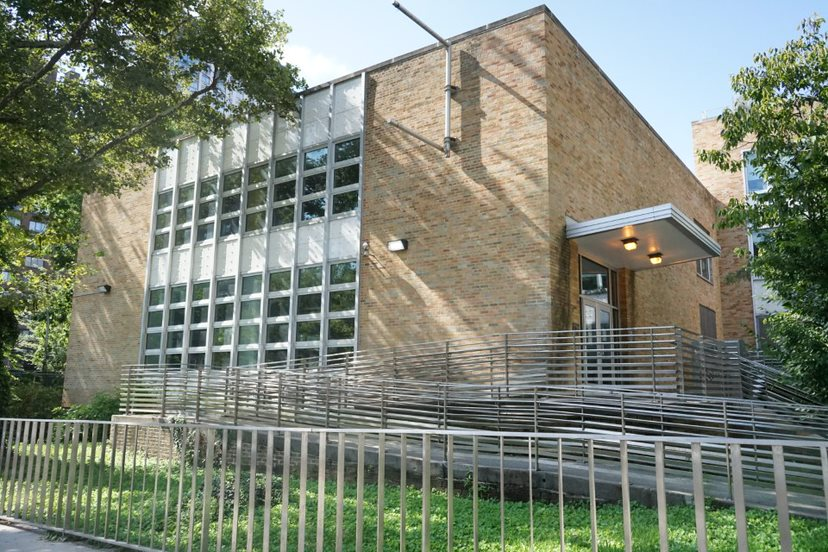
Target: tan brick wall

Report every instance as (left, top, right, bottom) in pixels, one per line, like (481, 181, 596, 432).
(358, 10, 724, 349)
(691, 117, 755, 341)
(358, 12, 555, 349)
(548, 12, 722, 336)
(64, 180, 154, 404)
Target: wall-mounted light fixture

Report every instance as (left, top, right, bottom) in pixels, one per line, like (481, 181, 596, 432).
(387, 239, 409, 252)
(74, 283, 112, 298)
(648, 252, 663, 265)
(96, 284, 112, 294)
(361, 241, 370, 256)
(621, 237, 638, 251)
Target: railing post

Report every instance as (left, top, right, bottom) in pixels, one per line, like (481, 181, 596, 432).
(504, 334, 510, 388)
(620, 393, 626, 435)
(650, 328, 657, 393)
(223, 366, 230, 417)
(444, 341, 450, 384)
(161, 365, 168, 418)
(233, 368, 240, 425)
(126, 365, 133, 415)
(276, 372, 283, 427)
(194, 367, 202, 422)
(675, 327, 686, 393)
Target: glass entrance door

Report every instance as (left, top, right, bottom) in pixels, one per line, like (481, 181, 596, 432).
(580, 257, 617, 385)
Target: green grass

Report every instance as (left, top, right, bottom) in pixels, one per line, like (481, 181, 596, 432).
(1, 441, 827, 551)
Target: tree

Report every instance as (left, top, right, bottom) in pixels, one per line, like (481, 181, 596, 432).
(0, 0, 303, 213)
(699, 16, 828, 399)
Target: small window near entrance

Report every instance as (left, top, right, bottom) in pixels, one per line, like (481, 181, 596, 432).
(696, 258, 713, 283)
(699, 305, 717, 338)
(580, 258, 610, 304)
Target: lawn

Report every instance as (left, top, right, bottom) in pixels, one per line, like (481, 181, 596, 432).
(1, 439, 826, 551)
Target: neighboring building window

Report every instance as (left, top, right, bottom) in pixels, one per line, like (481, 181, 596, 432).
(332, 137, 361, 216)
(24, 256, 46, 269)
(28, 220, 46, 233)
(699, 305, 717, 339)
(696, 258, 713, 283)
(244, 163, 269, 233)
(744, 152, 768, 195)
(6, 215, 20, 227)
(219, 171, 242, 237)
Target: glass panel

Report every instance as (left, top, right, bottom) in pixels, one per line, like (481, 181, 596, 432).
(333, 164, 359, 188)
(274, 156, 297, 178)
(303, 147, 327, 170)
(269, 270, 291, 292)
(223, 171, 242, 192)
(212, 351, 231, 368)
(214, 303, 234, 322)
(242, 274, 263, 295)
(581, 258, 609, 304)
(272, 205, 294, 227)
(157, 190, 173, 210)
(599, 309, 611, 331)
(237, 350, 258, 366)
(192, 282, 210, 301)
(583, 304, 596, 331)
(197, 222, 214, 241)
(273, 181, 296, 201)
(249, 164, 269, 185)
(296, 320, 321, 342)
(154, 232, 169, 251)
(332, 191, 358, 214)
(302, 173, 326, 195)
(145, 332, 162, 349)
(238, 325, 259, 344)
(167, 331, 184, 348)
(147, 311, 163, 328)
(294, 348, 319, 363)
(298, 266, 323, 288)
(178, 185, 194, 204)
(328, 318, 355, 340)
(245, 211, 266, 232)
(330, 261, 357, 284)
(170, 285, 187, 304)
(240, 299, 261, 319)
(169, 308, 186, 326)
(266, 323, 289, 343)
(268, 297, 290, 318)
(190, 329, 207, 347)
(191, 305, 209, 324)
(144, 355, 160, 365)
(213, 327, 233, 346)
(329, 289, 356, 312)
(301, 198, 326, 221)
(199, 176, 218, 198)
(149, 288, 165, 306)
(222, 194, 241, 214)
(327, 347, 353, 357)
(297, 293, 321, 315)
(219, 217, 239, 237)
(165, 354, 182, 366)
(265, 349, 287, 364)
(198, 201, 216, 219)
(156, 212, 171, 229)
(247, 187, 268, 208)
(188, 353, 205, 367)
(334, 138, 360, 162)
(175, 227, 191, 246)
(745, 153, 768, 194)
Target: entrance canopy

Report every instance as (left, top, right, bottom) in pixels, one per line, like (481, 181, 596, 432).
(566, 204, 720, 271)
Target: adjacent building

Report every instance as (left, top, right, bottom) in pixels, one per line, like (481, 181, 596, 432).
(65, 6, 739, 403)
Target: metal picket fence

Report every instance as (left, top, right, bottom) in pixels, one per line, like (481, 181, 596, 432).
(1, 417, 827, 552)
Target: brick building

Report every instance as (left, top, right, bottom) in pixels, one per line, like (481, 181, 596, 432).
(65, 6, 743, 403)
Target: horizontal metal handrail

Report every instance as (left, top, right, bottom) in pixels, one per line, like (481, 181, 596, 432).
(0, 417, 823, 552)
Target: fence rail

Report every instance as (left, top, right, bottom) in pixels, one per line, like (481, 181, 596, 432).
(0, 418, 826, 552)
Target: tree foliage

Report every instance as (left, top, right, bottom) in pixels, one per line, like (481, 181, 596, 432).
(699, 16, 828, 399)
(0, 0, 303, 212)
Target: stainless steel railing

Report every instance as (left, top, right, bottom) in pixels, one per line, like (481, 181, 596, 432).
(0, 418, 824, 552)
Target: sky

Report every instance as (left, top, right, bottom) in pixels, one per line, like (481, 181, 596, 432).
(267, 1, 828, 172)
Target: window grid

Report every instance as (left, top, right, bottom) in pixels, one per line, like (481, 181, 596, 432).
(142, 78, 363, 368)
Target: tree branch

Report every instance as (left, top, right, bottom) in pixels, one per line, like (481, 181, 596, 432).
(10, 39, 67, 49)
(0, 0, 104, 114)
(2, 69, 222, 209)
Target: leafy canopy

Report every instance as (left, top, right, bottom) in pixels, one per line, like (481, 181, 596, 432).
(698, 16, 828, 398)
(0, 0, 304, 212)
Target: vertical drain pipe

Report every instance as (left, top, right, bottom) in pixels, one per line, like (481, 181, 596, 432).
(392, 1, 455, 157)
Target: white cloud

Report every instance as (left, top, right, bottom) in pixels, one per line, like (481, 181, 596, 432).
(284, 44, 351, 87)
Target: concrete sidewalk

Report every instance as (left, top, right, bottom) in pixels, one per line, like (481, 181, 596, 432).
(0, 522, 108, 551)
